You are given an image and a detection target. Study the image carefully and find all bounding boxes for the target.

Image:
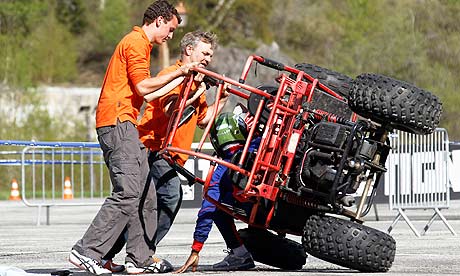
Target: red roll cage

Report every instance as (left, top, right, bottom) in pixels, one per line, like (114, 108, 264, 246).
(159, 55, 355, 229)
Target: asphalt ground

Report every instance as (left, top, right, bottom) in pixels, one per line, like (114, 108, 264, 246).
(1, 200, 459, 276)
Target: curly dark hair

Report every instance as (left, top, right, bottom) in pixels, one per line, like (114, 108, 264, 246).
(143, 0, 182, 25)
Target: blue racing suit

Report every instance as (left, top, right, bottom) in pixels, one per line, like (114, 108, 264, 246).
(191, 137, 261, 252)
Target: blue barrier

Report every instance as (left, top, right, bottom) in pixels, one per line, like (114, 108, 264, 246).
(0, 140, 100, 148)
(0, 140, 208, 225)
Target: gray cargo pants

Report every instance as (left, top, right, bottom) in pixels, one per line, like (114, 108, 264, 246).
(73, 120, 157, 267)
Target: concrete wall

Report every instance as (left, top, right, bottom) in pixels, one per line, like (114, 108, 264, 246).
(38, 86, 100, 141)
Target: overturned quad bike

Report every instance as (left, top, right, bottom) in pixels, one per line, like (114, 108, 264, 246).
(160, 55, 443, 272)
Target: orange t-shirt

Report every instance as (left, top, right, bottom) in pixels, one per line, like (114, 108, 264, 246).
(138, 60, 208, 166)
(96, 26, 153, 128)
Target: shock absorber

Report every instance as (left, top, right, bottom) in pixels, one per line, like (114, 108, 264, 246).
(283, 192, 319, 209)
(311, 109, 352, 125)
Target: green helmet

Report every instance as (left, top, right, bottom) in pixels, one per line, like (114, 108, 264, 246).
(210, 112, 248, 157)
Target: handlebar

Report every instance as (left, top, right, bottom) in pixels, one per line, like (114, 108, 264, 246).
(257, 57, 286, 71)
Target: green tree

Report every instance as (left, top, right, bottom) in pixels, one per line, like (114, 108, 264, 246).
(28, 6, 78, 84)
(169, 0, 274, 53)
(1, 0, 459, 139)
(95, 0, 130, 53)
(0, 0, 78, 87)
(56, 0, 87, 35)
(271, 0, 340, 66)
(0, 0, 47, 87)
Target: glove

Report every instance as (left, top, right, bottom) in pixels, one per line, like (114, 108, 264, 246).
(173, 250, 200, 273)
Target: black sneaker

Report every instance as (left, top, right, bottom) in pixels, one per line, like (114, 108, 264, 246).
(212, 250, 255, 271)
(69, 249, 112, 275)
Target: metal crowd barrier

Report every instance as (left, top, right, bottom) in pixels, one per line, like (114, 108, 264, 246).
(0, 140, 107, 225)
(385, 129, 457, 237)
(0, 140, 213, 225)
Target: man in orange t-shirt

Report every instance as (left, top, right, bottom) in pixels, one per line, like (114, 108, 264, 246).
(138, 31, 228, 246)
(69, 1, 198, 275)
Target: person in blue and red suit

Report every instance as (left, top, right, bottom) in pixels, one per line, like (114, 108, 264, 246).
(175, 109, 261, 272)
